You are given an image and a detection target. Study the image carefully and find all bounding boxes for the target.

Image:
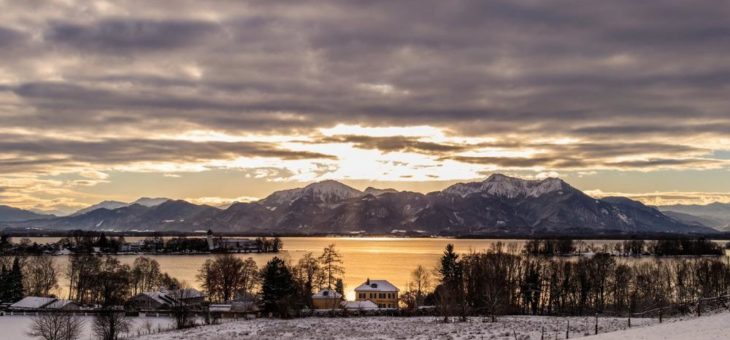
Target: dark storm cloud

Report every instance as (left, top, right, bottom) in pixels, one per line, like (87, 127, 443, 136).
(319, 135, 467, 154)
(45, 19, 224, 53)
(0, 0, 729, 168)
(0, 26, 25, 48)
(0, 134, 335, 173)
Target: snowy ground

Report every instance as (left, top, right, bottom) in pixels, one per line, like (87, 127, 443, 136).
(0, 315, 174, 340)
(133, 315, 652, 340)
(589, 311, 730, 340)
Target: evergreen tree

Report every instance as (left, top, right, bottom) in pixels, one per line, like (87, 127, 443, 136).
(335, 278, 344, 299)
(9, 257, 24, 301)
(261, 257, 296, 318)
(0, 264, 8, 302)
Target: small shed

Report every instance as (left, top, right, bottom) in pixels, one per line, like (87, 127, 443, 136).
(312, 289, 342, 310)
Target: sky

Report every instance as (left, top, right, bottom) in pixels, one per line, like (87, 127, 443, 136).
(1, 0, 729, 215)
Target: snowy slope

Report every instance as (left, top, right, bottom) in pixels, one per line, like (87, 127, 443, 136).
(589, 311, 730, 340)
(444, 174, 565, 199)
(262, 180, 363, 206)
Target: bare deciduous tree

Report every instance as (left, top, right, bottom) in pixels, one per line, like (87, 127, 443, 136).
(93, 310, 130, 340)
(24, 256, 59, 297)
(28, 313, 84, 340)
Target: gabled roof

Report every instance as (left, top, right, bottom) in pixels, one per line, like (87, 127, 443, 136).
(341, 300, 379, 310)
(312, 288, 342, 299)
(10, 297, 56, 309)
(354, 280, 399, 292)
(45, 299, 77, 309)
(168, 288, 204, 299)
(136, 292, 179, 306)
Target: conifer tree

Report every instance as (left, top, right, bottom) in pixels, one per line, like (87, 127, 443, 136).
(261, 257, 296, 317)
(9, 257, 24, 301)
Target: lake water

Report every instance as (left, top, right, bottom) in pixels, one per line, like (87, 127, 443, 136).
(12, 237, 630, 301)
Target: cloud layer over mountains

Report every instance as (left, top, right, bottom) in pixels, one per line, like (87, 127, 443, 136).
(0, 1, 729, 213)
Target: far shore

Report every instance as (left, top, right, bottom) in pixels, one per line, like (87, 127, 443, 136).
(4, 229, 730, 240)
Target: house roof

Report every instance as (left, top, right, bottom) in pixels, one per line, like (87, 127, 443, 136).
(137, 292, 179, 306)
(340, 300, 379, 310)
(45, 299, 77, 309)
(312, 288, 342, 299)
(10, 297, 56, 309)
(354, 280, 399, 292)
(168, 288, 204, 299)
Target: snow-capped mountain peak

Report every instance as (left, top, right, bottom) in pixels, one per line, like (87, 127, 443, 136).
(262, 180, 363, 206)
(444, 174, 567, 198)
(133, 197, 171, 207)
(301, 180, 363, 202)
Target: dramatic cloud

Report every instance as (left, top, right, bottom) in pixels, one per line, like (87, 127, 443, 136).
(0, 0, 729, 212)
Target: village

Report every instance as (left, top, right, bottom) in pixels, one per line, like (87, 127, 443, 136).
(1, 277, 402, 318)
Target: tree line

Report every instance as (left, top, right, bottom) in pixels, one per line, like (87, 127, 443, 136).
(523, 238, 724, 256)
(433, 242, 730, 322)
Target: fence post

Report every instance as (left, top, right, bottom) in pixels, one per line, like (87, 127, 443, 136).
(697, 300, 701, 317)
(541, 326, 544, 340)
(594, 313, 598, 335)
(566, 320, 569, 339)
(659, 308, 663, 323)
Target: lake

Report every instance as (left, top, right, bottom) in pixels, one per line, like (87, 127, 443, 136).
(11, 237, 631, 301)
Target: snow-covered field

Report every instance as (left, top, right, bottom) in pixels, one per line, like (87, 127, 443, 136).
(0, 315, 174, 340)
(8, 312, 728, 340)
(133, 315, 652, 340)
(590, 311, 730, 340)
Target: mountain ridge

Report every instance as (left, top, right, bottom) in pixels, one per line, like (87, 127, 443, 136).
(1, 175, 719, 236)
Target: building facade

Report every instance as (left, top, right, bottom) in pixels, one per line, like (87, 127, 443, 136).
(354, 279, 399, 309)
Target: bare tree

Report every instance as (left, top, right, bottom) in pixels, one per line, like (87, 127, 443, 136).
(130, 257, 162, 294)
(197, 254, 259, 302)
(171, 282, 196, 330)
(24, 256, 59, 297)
(411, 265, 432, 309)
(318, 244, 344, 289)
(28, 313, 84, 340)
(93, 310, 130, 340)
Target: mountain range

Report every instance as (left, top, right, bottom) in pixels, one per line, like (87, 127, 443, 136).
(0, 174, 720, 236)
(658, 203, 730, 231)
(0, 205, 54, 222)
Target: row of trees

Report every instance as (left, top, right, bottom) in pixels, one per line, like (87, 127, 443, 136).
(197, 244, 345, 317)
(523, 238, 724, 257)
(67, 255, 180, 305)
(434, 243, 730, 322)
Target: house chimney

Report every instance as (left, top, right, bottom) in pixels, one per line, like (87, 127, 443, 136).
(366, 278, 370, 285)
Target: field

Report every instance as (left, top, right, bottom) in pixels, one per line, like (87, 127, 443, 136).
(132, 315, 652, 340)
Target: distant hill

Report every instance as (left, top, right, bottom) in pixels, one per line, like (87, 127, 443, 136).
(658, 203, 730, 230)
(5, 175, 718, 236)
(72, 197, 171, 216)
(0, 205, 54, 222)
